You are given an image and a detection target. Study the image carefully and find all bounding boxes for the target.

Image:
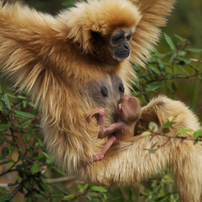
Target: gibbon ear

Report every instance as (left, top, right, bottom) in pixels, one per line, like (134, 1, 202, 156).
(130, 0, 175, 66)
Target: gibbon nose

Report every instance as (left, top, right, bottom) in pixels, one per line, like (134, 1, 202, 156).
(124, 43, 130, 50)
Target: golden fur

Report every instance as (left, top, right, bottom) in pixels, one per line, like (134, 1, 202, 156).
(0, 0, 201, 201)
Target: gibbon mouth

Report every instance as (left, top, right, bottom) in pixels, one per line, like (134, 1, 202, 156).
(114, 51, 130, 61)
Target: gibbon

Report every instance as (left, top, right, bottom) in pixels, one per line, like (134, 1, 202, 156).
(0, 0, 201, 201)
(87, 95, 141, 161)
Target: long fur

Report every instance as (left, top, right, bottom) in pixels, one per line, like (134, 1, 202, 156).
(0, 0, 201, 201)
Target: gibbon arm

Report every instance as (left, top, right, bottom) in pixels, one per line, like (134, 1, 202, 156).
(0, 2, 70, 102)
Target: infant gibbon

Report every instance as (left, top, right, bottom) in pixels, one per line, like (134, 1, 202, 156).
(87, 95, 141, 161)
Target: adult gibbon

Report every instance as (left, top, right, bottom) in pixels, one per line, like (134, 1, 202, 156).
(0, 0, 201, 201)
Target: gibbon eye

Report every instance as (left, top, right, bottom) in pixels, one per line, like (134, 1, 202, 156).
(126, 35, 132, 41)
(101, 86, 108, 97)
(119, 83, 125, 93)
(91, 30, 102, 39)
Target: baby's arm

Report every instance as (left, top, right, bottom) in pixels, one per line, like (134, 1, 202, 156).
(86, 109, 124, 137)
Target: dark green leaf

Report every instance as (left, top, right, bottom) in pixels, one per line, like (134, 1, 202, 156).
(0, 85, 2, 94)
(162, 122, 171, 133)
(26, 134, 31, 143)
(51, 166, 66, 176)
(148, 64, 160, 74)
(51, 192, 65, 198)
(0, 124, 11, 132)
(14, 110, 35, 118)
(62, 194, 76, 201)
(0, 194, 12, 201)
(0, 160, 10, 165)
(9, 145, 15, 151)
(33, 193, 44, 199)
(20, 120, 32, 129)
(61, 1, 75, 7)
(0, 137, 5, 144)
(146, 83, 162, 91)
(164, 33, 176, 51)
(30, 163, 40, 175)
(3, 94, 11, 109)
(2, 147, 9, 157)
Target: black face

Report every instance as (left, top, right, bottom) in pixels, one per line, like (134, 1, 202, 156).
(86, 74, 125, 122)
(111, 30, 132, 61)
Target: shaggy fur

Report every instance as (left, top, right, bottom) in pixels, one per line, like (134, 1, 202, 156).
(0, 0, 201, 201)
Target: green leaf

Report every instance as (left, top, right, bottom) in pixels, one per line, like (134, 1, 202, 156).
(6, 93, 17, 99)
(9, 145, 15, 151)
(178, 65, 190, 76)
(62, 194, 76, 201)
(148, 64, 160, 74)
(61, 1, 75, 7)
(2, 147, 9, 157)
(90, 186, 107, 193)
(164, 33, 176, 51)
(77, 184, 89, 193)
(0, 160, 10, 165)
(0, 137, 5, 144)
(14, 110, 35, 118)
(19, 120, 32, 129)
(51, 192, 65, 198)
(0, 85, 2, 94)
(0, 194, 12, 201)
(162, 122, 171, 133)
(0, 124, 11, 132)
(177, 129, 194, 134)
(178, 58, 191, 65)
(36, 138, 43, 147)
(186, 48, 202, 53)
(174, 34, 187, 42)
(33, 193, 44, 199)
(26, 134, 31, 143)
(141, 131, 152, 136)
(30, 163, 40, 175)
(17, 95, 27, 100)
(149, 122, 158, 132)
(193, 129, 202, 138)
(146, 83, 162, 91)
(150, 149, 156, 154)
(3, 94, 11, 109)
(51, 166, 66, 176)
(167, 52, 175, 63)
(39, 182, 50, 193)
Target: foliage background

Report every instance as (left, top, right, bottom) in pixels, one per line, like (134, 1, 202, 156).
(0, 0, 202, 201)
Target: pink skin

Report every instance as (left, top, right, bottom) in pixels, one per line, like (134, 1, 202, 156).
(87, 95, 141, 162)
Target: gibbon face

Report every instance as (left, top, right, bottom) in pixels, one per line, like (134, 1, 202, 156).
(90, 28, 135, 62)
(110, 28, 135, 61)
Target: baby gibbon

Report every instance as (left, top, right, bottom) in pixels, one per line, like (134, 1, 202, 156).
(0, 0, 201, 201)
(87, 95, 141, 161)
